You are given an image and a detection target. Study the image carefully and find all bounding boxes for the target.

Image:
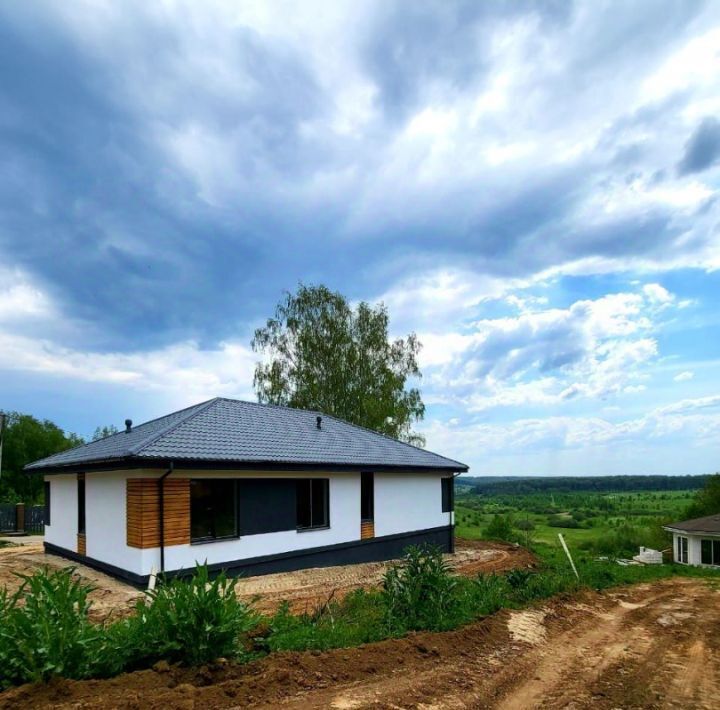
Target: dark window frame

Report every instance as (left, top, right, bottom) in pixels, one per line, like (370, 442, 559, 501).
(190, 479, 239, 544)
(296, 478, 330, 531)
(441, 477, 454, 513)
(361, 472, 374, 522)
(44, 481, 51, 527)
(700, 538, 720, 566)
(77, 475, 85, 535)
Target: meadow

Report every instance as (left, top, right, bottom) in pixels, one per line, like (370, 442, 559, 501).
(454, 488, 696, 556)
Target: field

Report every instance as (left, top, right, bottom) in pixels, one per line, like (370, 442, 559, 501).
(454, 488, 695, 554)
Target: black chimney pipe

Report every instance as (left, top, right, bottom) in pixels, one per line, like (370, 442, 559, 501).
(316, 416, 322, 430)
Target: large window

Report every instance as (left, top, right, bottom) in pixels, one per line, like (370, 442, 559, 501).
(677, 535, 688, 564)
(701, 539, 720, 566)
(297, 479, 329, 530)
(191, 479, 238, 542)
(77, 475, 85, 534)
(361, 472, 374, 522)
(441, 477, 454, 513)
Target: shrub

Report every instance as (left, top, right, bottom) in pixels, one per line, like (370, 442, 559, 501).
(0, 567, 107, 688)
(116, 565, 258, 668)
(483, 514, 515, 541)
(382, 545, 459, 632)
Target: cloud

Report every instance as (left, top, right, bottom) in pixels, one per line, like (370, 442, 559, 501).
(677, 117, 720, 175)
(420, 285, 672, 411)
(673, 370, 695, 382)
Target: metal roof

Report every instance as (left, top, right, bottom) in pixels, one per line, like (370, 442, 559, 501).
(25, 397, 468, 473)
(663, 513, 720, 535)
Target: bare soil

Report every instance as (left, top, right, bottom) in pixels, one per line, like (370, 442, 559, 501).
(0, 538, 532, 619)
(2, 575, 719, 708)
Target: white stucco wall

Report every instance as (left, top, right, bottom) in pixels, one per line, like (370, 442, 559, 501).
(671, 531, 720, 567)
(46, 468, 453, 577)
(373, 472, 450, 538)
(85, 472, 144, 573)
(44, 474, 77, 550)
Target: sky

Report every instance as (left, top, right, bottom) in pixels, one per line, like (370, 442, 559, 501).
(1, 0, 720, 476)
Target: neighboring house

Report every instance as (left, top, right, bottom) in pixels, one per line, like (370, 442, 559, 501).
(663, 514, 720, 567)
(26, 397, 467, 586)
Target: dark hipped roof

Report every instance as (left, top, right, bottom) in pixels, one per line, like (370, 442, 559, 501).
(25, 397, 468, 474)
(664, 513, 720, 535)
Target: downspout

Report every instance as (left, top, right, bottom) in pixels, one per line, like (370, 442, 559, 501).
(158, 462, 174, 574)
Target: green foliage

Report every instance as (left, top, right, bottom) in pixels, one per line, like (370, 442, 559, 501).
(483, 513, 515, 542)
(684, 473, 720, 519)
(263, 589, 388, 652)
(0, 568, 106, 688)
(0, 411, 84, 503)
(119, 565, 259, 668)
(382, 545, 459, 632)
(251, 283, 425, 445)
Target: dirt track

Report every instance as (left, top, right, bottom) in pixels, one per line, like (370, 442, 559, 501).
(2, 576, 719, 709)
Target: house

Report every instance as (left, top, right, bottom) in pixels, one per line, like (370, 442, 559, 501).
(663, 514, 720, 567)
(25, 397, 467, 586)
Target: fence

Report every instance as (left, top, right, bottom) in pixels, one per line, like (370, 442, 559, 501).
(0, 504, 15, 532)
(0, 503, 45, 535)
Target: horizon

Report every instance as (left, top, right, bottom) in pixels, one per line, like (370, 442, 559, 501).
(1, 2, 720, 476)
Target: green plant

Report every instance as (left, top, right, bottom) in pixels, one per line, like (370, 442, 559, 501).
(0, 567, 106, 688)
(120, 565, 259, 667)
(382, 545, 459, 632)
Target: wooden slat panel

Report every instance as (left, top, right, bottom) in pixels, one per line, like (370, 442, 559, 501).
(361, 520, 375, 540)
(126, 478, 190, 549)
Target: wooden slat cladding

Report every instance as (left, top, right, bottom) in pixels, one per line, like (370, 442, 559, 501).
(77, 533, 86, 556)
(361, 520, 375, 540)
(127, 479, 190, 549)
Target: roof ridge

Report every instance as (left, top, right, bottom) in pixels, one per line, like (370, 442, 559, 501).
(131, 397, 220, 456)
(318, 411, 468, 469)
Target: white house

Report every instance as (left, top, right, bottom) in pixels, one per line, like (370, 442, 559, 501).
(26, 398, 467, 585)
(663, 514, 720, 567)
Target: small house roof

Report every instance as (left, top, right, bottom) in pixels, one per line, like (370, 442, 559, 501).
(25, 397, 468, 474)
(663, 513, 720, 535)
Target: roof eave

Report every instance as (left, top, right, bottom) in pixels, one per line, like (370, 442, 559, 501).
(26, 456, 468, 476)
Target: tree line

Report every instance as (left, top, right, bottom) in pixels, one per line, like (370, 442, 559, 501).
(470, 474, 710, 496)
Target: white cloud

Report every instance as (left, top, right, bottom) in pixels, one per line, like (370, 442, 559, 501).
(673, 370, 695, 382)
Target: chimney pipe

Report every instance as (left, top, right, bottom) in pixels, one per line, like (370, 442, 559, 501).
(316, 416, 322, 430)
(125, 419, 133, 433)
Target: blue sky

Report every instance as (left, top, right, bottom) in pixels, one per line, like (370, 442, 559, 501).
(1, 1, 720, 476)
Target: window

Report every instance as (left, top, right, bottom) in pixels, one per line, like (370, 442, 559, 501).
(441, 477, 454, 513)
(190, 479, 238, 542)
(701, 539, 720, 566)
(77, 475, 85, 534)
(297, 479, 329, 530)
(44, 481, 51, 527)
(677, 535, 688, 564)
(361, 472, 374, 522)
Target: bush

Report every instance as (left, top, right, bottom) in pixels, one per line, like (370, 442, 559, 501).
(382, 545, 459, 632)
(483, 514, 515, 541)
(0, 567, 108, 688)
(118, 565, 259, 668)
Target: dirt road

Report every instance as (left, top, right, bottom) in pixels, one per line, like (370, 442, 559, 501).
(3, 576, 718, 709)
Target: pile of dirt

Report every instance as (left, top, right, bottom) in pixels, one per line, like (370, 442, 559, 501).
(2, 577, 718, 709)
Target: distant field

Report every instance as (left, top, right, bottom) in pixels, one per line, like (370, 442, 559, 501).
(454, 488, 696, 555)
